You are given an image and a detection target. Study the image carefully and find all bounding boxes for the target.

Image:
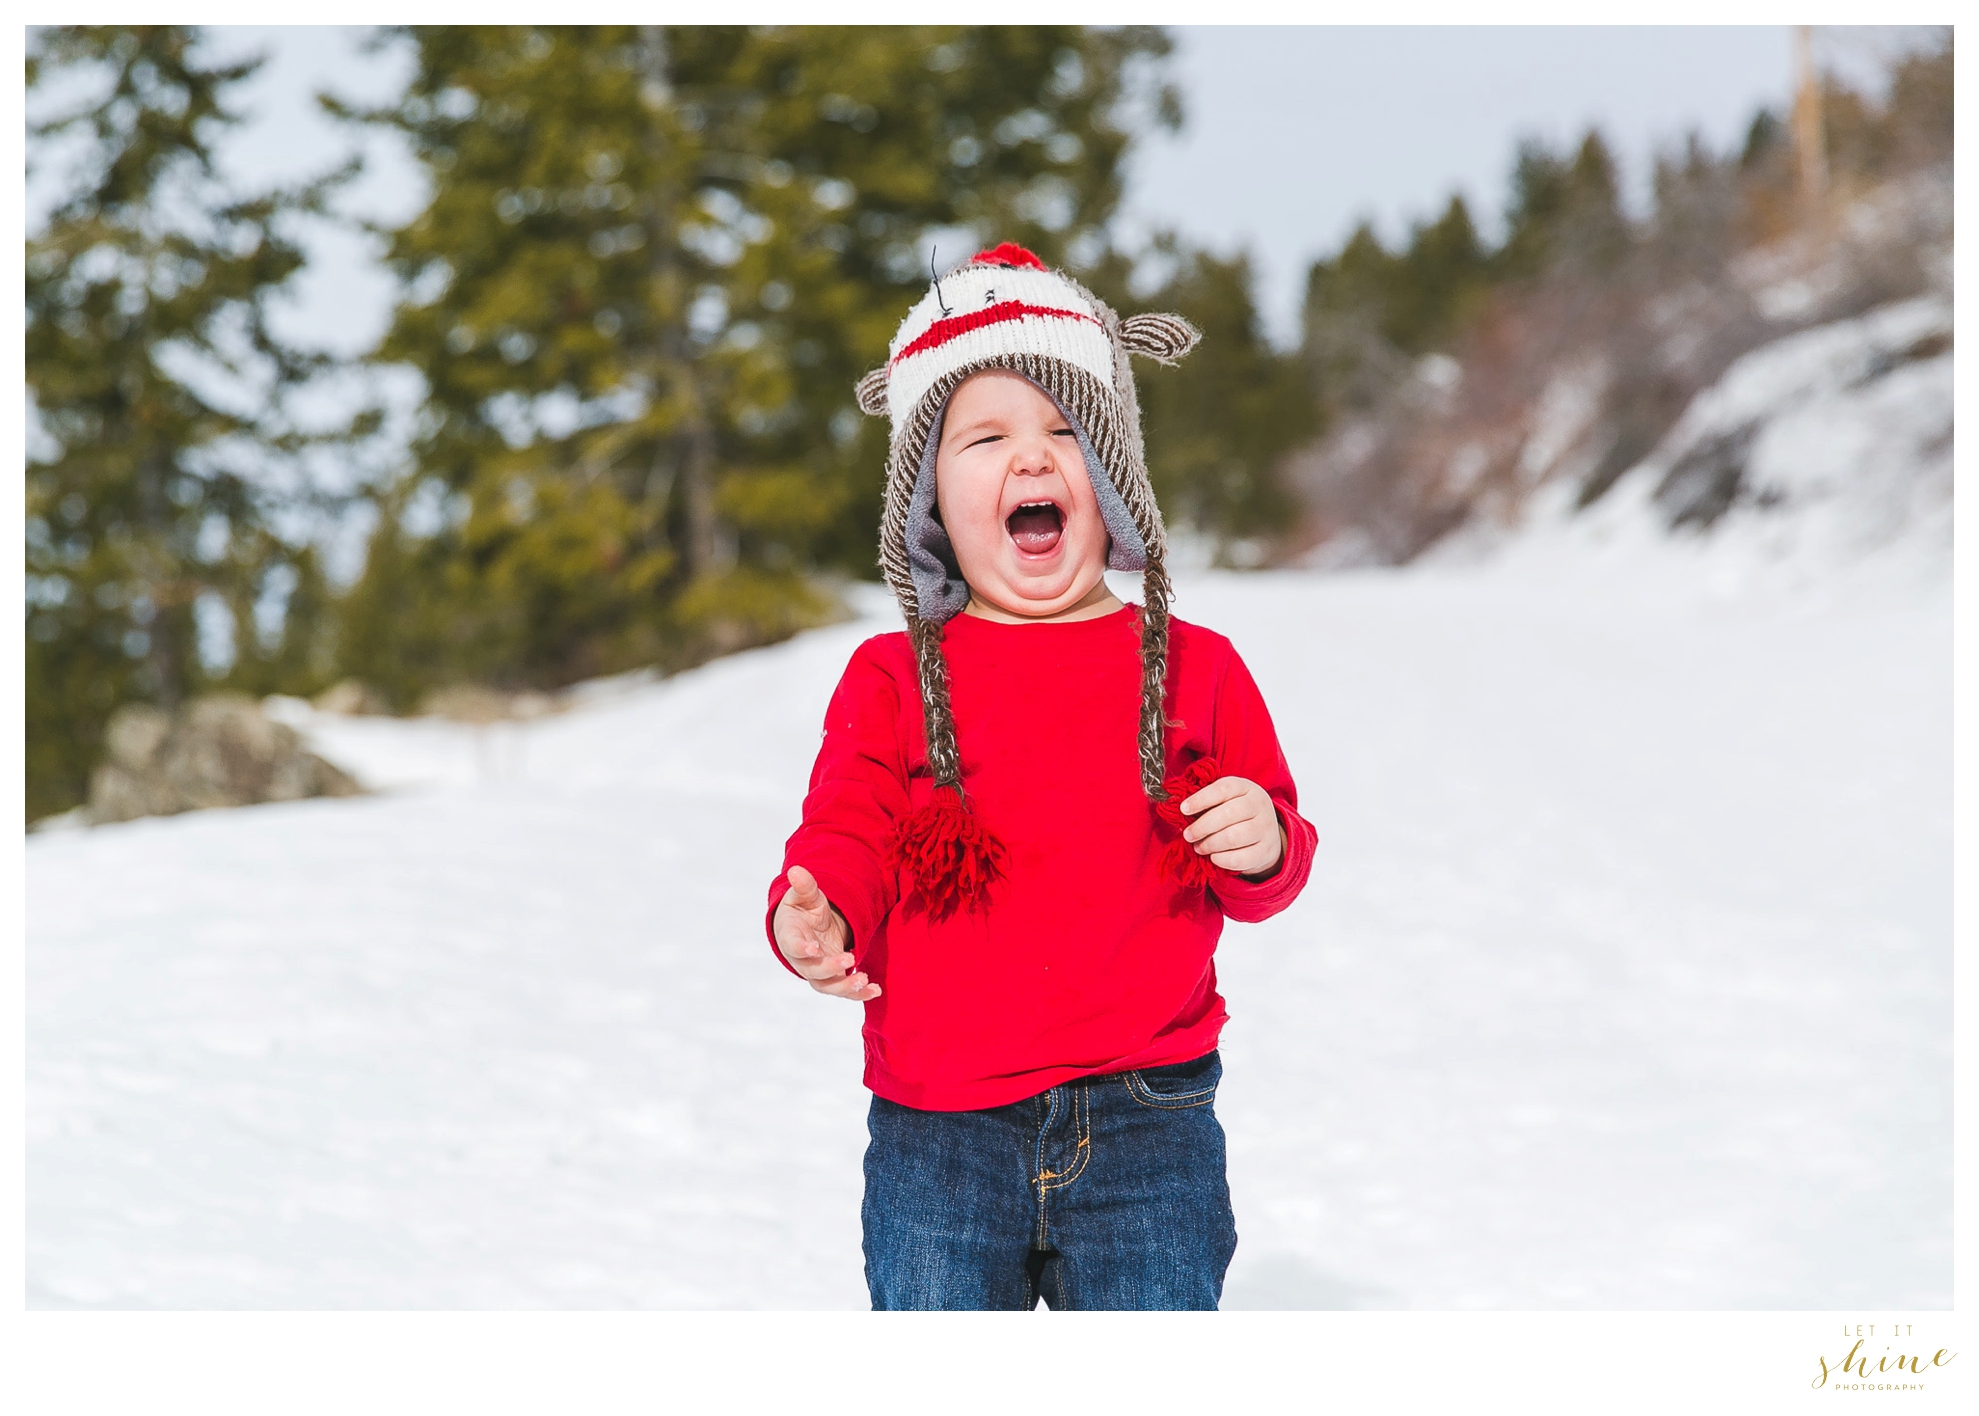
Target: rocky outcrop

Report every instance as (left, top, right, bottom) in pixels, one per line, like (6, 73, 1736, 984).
(85, 695, 361, 825)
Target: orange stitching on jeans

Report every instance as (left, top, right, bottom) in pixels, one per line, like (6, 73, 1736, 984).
(1033, 1086, 1056, 1252)
(1034, 1086, 1058, 1182)
(1040, 1083, 1092, 1193)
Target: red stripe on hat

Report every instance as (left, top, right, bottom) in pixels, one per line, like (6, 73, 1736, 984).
(971, 242, 1048, 270)
(891, 301, 1100, 366)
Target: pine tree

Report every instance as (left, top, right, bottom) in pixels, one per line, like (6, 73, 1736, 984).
(26, 26, 347, 821)
(333, 24, 1173, 704)
(1390, 195, 1492, 351)
(1300, 195, 1493, 415)
(1498, 130, 1629, 280)
(1301, 222, 1412, 412)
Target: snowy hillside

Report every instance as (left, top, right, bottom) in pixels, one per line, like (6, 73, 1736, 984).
(1439, 291, 1953, 594)
(26, 551, 1949, 1309)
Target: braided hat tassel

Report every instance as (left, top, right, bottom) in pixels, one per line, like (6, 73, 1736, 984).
(884, 614, 1009, 916)
(1153, 755, 1231, 891)
(884, 784, 1007, 917)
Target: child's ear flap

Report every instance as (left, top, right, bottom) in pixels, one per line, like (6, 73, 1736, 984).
(855, 366, 890, 417)
(1118, 313, 1201, 366)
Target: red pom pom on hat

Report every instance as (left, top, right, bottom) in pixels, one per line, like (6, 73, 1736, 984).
(886, 784, 1007, 916)
(971, 242, 1048, 271)
(1154, 756, 1230, 891)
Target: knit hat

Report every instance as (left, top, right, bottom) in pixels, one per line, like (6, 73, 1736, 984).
(853, 242, 1209, 915)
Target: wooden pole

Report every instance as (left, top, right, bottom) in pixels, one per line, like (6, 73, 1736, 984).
(1791, 25, 1828, 207)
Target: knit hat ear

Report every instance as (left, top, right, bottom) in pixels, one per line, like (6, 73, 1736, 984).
(1118, 313, 1201, 365)
(855, 366, 890, 417)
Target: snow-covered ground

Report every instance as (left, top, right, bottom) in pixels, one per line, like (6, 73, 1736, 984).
(27, 537, 1949, 1307)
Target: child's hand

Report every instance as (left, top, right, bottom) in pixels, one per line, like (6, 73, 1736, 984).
(774, 865, 881, 1002)
(1179, 775, 1287, 880)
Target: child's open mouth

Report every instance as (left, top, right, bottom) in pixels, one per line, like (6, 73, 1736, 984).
(1005, 500, 1065, 556)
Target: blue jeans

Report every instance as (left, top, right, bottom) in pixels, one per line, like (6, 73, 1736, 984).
(861, 1050, 1239, 1310)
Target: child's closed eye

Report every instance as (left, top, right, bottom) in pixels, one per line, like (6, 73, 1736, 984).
(960, 427, 1076, 450)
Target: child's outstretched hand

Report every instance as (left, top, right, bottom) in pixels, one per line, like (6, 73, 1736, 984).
(774, 865, 881, 1002)
(1179, 775, 1287, 880)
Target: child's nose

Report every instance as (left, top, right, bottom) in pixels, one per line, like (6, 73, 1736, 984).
(1009, 431, 1062, 476)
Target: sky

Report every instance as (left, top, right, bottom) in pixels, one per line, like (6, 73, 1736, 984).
(28, 25, 1937, 358)
(1122, 26, 1805, 344)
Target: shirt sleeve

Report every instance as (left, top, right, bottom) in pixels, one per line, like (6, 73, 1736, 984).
(1204, 640, 1317, 923)
(763, 638, 909, 977)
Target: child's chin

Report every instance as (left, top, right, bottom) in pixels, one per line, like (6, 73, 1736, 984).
(993, 565, 1099, 607)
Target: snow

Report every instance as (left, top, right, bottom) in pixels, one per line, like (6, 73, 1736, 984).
(27, 538, 1949, 1307)
(1660, 296, 1951, 549)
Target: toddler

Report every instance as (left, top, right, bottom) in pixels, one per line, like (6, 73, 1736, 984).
(765, 243, 1315, 1310)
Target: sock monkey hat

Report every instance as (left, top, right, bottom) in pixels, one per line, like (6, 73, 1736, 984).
(852, 242, 1217, 915)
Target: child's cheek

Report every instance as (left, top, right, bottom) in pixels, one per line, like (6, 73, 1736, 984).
(1055, 495, 1109, 581)
(935, 461, 1005, 580)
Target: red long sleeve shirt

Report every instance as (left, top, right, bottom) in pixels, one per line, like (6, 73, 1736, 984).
(764, 603, 1316, 1110)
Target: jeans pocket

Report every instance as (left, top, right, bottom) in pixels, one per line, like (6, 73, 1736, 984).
(1125, 1049, 1221, 1109)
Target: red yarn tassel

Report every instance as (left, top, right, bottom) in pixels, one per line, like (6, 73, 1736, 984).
(1155, 755, 1227, 890)
(886, 785, 1007, 916)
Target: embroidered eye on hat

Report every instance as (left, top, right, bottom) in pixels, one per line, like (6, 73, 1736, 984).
(851, 242, 1206, 915)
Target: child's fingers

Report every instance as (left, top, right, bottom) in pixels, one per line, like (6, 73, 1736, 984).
(811, 966, 879, 1001)
(786, 939, 847, 975)
(810, 970, 862, 996)
(1208, 845, 1273, 873)
(1178, 776, 1249, 817)
(1181, 796, 1258, 844)
(1190, 821, 1266, 857)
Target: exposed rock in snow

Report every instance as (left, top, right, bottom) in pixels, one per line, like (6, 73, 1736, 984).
(81, 695, 362, 827)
